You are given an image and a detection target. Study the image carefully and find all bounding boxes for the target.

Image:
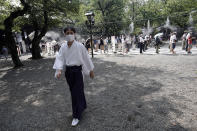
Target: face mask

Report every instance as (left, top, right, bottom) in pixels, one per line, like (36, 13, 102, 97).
(66, 35, 75, 42)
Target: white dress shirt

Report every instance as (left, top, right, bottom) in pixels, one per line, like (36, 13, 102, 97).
(53, 40, 94, 76)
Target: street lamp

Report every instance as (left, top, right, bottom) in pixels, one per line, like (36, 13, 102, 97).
(85, 11, 95, 58)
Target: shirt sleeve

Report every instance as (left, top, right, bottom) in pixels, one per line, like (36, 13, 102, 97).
(53, 44, 65, 70)
(81, 45, 94, 75)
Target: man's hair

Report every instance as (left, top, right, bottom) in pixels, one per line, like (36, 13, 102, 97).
(63, 27, 76, 33)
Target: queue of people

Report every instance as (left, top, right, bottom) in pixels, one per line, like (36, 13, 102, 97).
(43, 40, 60, 56)
(1, 31, 196, 60)
(83, 34, 165, 54)
(182, 32, 196, 54)
(137, 34, 153, 54)
(85, 37, 110, 54)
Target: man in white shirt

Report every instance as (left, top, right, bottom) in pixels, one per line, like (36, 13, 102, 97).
(53, 27, 94, 126)
(170, 32, 177, 54)
(139, 34, 144, 54)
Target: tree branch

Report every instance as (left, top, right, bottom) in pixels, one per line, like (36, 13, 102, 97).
(4, 0, 30, 30)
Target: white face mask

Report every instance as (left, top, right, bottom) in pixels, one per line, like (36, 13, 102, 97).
(66, 35, 75, 42)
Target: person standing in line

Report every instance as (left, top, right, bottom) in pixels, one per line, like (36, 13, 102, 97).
(186, 32, 191, 52)
(93, 39, 97, 52)
(132, 35, 136, 50)
(125, 36, 130, 53)
(128, 35, 132, 52)
(16, 44, 21, 56)
(85, 38, 91, 53)
(187, 35, 192, 54)
(100, 37, 104, 54)
(155, 36, 161, 54)
(170, 32, 177, 54)
(51, 40, 57, 55)
(139, 34, 144, 54)
(169, 33, 173, 52)
(16, 32, 24, 54)
(182, 32, 187, 50)
(53, 27, 94, 127)
(1, 46, 8, 60)
(104, 37, 108, 54)
(144, 34, 149, 50)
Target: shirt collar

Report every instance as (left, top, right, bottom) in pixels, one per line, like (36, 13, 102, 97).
(66, 40, 76, 48)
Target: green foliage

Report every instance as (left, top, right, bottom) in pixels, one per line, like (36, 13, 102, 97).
(89, 0, 125, 36)
(1, 0, 197, 36)
(126, 0, 197, 34)
(0, 0, 11, 29)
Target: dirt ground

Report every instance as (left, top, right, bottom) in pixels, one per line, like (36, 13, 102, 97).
(0, 53, 197, 131)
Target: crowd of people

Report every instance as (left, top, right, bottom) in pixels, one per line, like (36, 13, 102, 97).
(41, 40, 60, 56)
(83, 34, 157, 54)
(82, 32, 197, 55)
(181, 32, 196, 54)
(1, 31, 197, 60)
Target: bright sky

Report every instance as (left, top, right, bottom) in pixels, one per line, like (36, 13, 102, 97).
(9, 0, 21, 7)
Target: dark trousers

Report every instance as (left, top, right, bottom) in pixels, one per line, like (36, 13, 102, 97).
(139, 43, 144, 53)
(65, 66, 87, 120)
(186, 40, 188, 51)
(144, 41, 148, 50)
(155, 44, 159, 53)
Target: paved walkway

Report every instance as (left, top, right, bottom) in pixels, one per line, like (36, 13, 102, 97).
(94, 45, 197, 56)
(0, 48, 197, 131)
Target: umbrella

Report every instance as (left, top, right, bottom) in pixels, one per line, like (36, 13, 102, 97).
(154, 33, 163, 39)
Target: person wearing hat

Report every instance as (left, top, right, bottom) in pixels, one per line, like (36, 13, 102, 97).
(53, 27, 94, 126)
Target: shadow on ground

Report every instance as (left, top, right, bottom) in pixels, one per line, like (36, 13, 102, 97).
(0, 57, 192, 131)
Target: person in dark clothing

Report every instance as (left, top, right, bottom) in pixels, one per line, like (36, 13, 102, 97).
(139, 35, 144, 54)
(155, 36, 161, 54)
(100, 38, 104, 53)
(1, 46, 8, 60)
(85, 38, 91, 53)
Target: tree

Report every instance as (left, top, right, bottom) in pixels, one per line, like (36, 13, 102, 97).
(25, 0, 79, 59)
(3, 0, 30, 68)
(90, 0, 125, 36)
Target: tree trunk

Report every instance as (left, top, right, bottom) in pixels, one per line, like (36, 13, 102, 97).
(31, 10, 48, 59)
(5, 31, 24, 67)
(32, 40, 42, 59)
(31, 30, 42, 59)
(3, 0, 29, 68)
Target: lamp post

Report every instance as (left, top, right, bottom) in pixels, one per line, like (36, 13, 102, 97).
(85, 11, 95, 58)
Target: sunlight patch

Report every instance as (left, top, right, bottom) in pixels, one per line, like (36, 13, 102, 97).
(24, 94, 35, 103)
(0, 95, 9, 102)
(86, 87, 106, 95)
(32, 100, 44, 106)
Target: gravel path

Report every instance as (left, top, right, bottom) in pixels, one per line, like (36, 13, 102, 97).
(0, 54, 197, 131)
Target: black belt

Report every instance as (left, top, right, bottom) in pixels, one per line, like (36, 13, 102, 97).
(66, 65, 82, 71)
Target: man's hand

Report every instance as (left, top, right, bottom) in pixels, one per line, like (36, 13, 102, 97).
(56, 70, 62, 79)
(89, 71, 94, 79)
